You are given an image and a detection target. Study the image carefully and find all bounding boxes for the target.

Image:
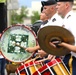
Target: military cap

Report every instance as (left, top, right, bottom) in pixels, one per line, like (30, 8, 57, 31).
(41, 0, 57, 6)
(56, 0, 74, 2)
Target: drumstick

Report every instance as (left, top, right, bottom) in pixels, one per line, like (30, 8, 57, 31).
(24, 57, 39, 64)
(37, 56, 56, 63)
(37, 58, 50, 63)
(24, 55, 40, 64)
(13, 43, 26, 50)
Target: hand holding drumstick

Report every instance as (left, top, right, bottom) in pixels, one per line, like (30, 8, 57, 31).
(13, 43, 38, 53)
(36, 54, 55, 63)
(25, 45, 40, 53)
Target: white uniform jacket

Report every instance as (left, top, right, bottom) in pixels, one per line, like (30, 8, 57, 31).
(40, 13, 63, 28)
(62, 11, 76, 57)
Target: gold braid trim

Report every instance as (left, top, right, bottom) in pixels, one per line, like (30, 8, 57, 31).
(68, 55, 73, 75)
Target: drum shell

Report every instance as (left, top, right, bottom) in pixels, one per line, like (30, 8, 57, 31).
(33, 58, 70, 75)
(15, 60, 43, 75)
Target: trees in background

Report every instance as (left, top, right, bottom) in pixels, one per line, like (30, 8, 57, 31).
(11, 6, 28, 25)
(11, 6, 40, 25)
(31, 11, 40, 24)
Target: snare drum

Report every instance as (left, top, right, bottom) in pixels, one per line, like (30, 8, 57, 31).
(33, 58, 71, 75)
(15, 60, 43, 75)
(0, 25, 37, 63)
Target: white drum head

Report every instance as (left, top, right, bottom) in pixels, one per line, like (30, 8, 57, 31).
(0, 25, 37, 62)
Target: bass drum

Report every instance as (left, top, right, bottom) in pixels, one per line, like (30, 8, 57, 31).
(15, 60, 43, 75)
(0, 25, 37, 63)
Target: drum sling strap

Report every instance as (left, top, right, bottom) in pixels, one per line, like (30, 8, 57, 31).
(68, 55, 73, 75)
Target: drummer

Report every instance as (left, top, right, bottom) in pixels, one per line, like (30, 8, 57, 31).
(40, 6, 49, 24)
(26, 0, 63, 58)
(31, 6, 49, 35)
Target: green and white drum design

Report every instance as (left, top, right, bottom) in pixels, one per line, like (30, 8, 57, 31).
(0, 25, 37, 62)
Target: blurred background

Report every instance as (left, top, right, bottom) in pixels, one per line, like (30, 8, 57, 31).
(0, 0, 76, 33)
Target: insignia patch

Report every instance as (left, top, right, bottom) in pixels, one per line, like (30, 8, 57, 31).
(52, 18, 56, 22)
(67, 15, 71, 19)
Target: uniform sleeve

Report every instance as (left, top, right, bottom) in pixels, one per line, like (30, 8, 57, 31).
(70, 19, 76, 46)
(65, 16, 76, 46)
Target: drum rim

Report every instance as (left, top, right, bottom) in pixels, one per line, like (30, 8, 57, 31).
(0, 25, 37, 63)
(15, 60, 42, 73)
(1, 25, 37, 39)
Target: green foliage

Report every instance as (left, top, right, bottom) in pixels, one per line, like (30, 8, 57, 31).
(11, 6, 28, 25)
(11, 6, 40, 25)
(31, 11, 40, 24)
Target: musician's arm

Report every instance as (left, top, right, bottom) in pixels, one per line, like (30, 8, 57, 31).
(59, 42, 76, 52)
(26, 45, 40, 53)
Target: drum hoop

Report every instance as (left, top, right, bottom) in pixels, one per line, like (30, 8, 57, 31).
(0, 25, 37, 63)
(15, 60, 42, 74)
(2, 25, 37, 39)
(47, 58, 61, 66)
(16, 60, 42, 71)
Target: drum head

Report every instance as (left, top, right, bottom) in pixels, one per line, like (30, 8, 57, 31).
(0, 25, 37, 62)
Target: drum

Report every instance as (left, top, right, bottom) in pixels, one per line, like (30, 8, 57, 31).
(15, 60, 43, 75)
(0, 25, 37, 62)
(33, 58, 71, 75)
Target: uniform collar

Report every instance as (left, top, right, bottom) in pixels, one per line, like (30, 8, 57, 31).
(64, 11, 73, 19)
(48, 13, 58, 22)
